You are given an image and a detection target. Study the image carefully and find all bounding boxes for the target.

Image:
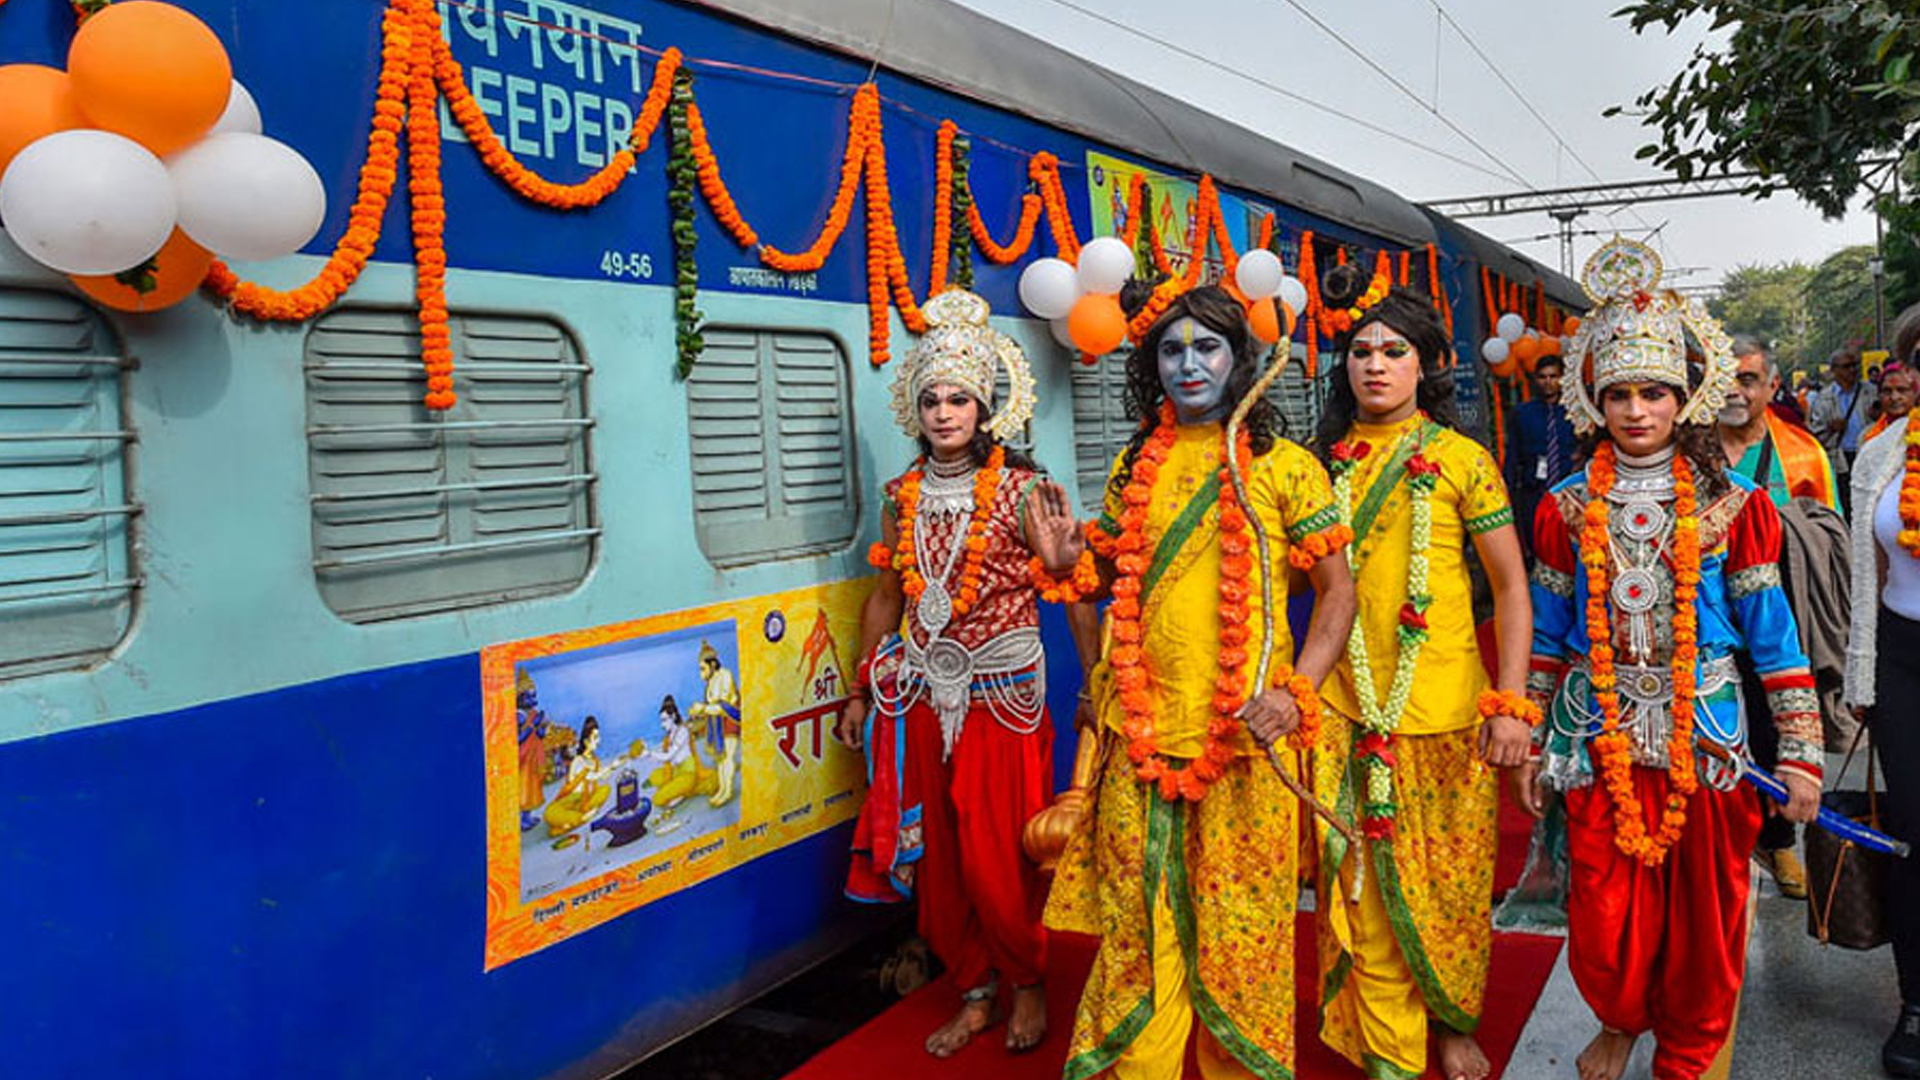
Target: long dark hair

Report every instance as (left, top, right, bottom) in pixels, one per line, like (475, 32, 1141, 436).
(1111, 285, 1280, 488)
(1313, 266, 1458, 462)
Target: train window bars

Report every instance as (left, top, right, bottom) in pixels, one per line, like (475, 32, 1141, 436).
(304, 309, 596, 622)
(685, 327, 857, 567)
(0, 288, 138, 679)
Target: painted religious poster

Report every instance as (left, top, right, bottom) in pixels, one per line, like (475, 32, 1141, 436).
(1084, 150, 1254, 281)
(481, 578, 872, 969)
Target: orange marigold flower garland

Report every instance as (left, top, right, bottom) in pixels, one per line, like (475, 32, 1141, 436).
(1030, 152, 1081, 261)
(928, 121, 957, 296)
(761, 85, 876, 274)
(1581, 442, 1701, 866)
(876, 447, 1004, 617)
(1899, 408, 1920, 556)
(1029, 549, 1101, 603)
(1107, 404, 1312, 803)
(966, 185, 1042, 265)
(1476, 689, 1544, 728)
(406, 0, 455, 409)
(685, 99, 757, 248)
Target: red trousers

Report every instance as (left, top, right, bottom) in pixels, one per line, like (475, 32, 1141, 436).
(905, 699, 1052, 992)
(1565, 767, 1762, 1080)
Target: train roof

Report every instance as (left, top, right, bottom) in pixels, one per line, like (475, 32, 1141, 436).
(689, 0, 1439, 248)
(1422, 209, 1587, 311)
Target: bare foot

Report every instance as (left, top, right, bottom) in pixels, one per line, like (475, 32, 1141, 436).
(926, 997, 998, 1058)
(1006, 984, 1047, 1052)
(1436, 1030, 1490, 1080)
(1576, 1027, 1635, 1080)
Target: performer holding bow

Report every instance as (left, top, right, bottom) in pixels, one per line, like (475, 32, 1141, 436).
(1039, 284, 1357, 1080)
(836, 289, 1074, 1058)
(1310, 267, 1535, 1080)
(1520, 239, 1822, 1080)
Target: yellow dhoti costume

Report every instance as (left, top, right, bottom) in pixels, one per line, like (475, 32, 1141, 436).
(1047, 426, 1346, 1080)
(1315, 417, 1508, 1079)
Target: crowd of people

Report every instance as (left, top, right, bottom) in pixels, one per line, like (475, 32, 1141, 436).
(828, 238, 1918, 1080)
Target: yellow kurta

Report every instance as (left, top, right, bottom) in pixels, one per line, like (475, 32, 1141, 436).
(1313, 416, 1509, 1079)
(1047, 425, 1344, 1080)
(1320, 417, 1511, 734)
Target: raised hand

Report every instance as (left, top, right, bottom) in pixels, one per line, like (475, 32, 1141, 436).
(1026, 478, 1085, 572)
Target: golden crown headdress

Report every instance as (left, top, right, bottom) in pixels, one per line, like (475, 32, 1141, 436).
(1560, 237, 1735, 435)
(890, 289, 1037, 441)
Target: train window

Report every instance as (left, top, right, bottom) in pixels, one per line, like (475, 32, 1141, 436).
(1068, 346, 1134, 513)
(0, 289, 137, 678)
(686, 328, 857, 567)
(304, 309, 595, 622)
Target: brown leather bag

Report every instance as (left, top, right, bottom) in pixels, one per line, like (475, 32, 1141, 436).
(1805, 727, 1891, 950)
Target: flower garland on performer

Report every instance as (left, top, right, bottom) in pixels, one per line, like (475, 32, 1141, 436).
(1581, 442, 1703, 865)
(1329, 423, 1437, 840)
(1899, 409, 1920, 557)
(864, 446, 1005, 618)
(1099, 403, 1322, 804)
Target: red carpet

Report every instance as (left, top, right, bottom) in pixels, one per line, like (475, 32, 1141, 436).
(785, 921, 1562, 1080)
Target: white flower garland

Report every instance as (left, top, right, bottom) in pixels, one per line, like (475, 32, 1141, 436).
(1332, 421, 1437, 835)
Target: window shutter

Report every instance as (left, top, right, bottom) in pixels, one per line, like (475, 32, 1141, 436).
(0, 289, 136, 676)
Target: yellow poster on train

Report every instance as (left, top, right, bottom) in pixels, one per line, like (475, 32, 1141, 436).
(1085, 151, 1254, 278)
(480, 578, 873, 969)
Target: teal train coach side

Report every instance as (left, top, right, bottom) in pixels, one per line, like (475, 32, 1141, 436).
(0, 1, 1577, 1077)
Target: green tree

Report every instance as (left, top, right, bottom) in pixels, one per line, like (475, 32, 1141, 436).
(1609, 0, 1920, 218)
(1804, 245, 1878, 363)
(1709, 261, 1813, 365)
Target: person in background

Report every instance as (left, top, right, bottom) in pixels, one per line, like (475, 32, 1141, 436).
(1866, 363, 1918, 443)
(1844, 302, 1920, 1080)
(1506, 353, 1577, 558)
(1810, 348, 1876, 508)
(1716, 334, 1841, 901)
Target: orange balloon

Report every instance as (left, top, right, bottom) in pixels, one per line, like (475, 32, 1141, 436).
(1512, 335, 1542, 366)
(1246, 298, 1282, 344)
(69, 1, 232, 155)
(0, 65, 88, 180)
(1067, 293, 1128, 355)
(1489, 354, 1520, 380)
(1539, 335, 1562, 357)
(1561, 316, 1583, 336)
(71, 229, 213, 312)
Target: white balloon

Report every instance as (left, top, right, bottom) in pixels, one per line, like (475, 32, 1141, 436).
(1482, 337, 1511, 364)
(1050, 316, 1077, 350)
(169, 132, 326, 261)
(1018, 257, 1080, 319)
(0, 130, 176, 275)
(1277, 275, 1308, 315)
(1496, 312, 1526, 343)
(1234, 248, 1284, 299)
(212, 80, 263, 136)
(1075, 236, 1136, 296)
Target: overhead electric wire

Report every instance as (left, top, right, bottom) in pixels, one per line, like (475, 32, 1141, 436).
(1273, 0, 1534, 191)
(1033, 0, 1517, 183)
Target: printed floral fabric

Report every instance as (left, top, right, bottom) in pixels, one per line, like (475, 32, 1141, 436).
(1048, 743, 1300, 1080)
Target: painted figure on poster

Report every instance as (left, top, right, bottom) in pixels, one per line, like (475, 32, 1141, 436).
(1521, 239, 1822, 1080)
(837, 288, 1067, 1058)
(688, 641, 744, 807)
(1041, 284, 1358, 1080)
(517, 669, 552, 832)
(544, 716, 614, 847)
(643, 694, 716, 834)
(1308, 265, 1535, 1080)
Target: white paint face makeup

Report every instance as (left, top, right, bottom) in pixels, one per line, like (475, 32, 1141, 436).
(1157, 316, 1233, 424)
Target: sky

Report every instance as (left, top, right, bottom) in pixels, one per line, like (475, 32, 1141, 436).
(943, 0, 1880, 290)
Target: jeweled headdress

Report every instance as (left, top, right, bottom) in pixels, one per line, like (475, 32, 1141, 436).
(1560, 237, 1735, 435)
(890, 289, 1037, 441)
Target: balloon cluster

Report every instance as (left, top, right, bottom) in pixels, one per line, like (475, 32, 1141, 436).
(1481, 312, 1581, 379)
(1017, 237, 1135, 356)
(1225, 248, 1307, 346)
(1017, 239, 1307, 357)
(0, 1, 327, 312)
